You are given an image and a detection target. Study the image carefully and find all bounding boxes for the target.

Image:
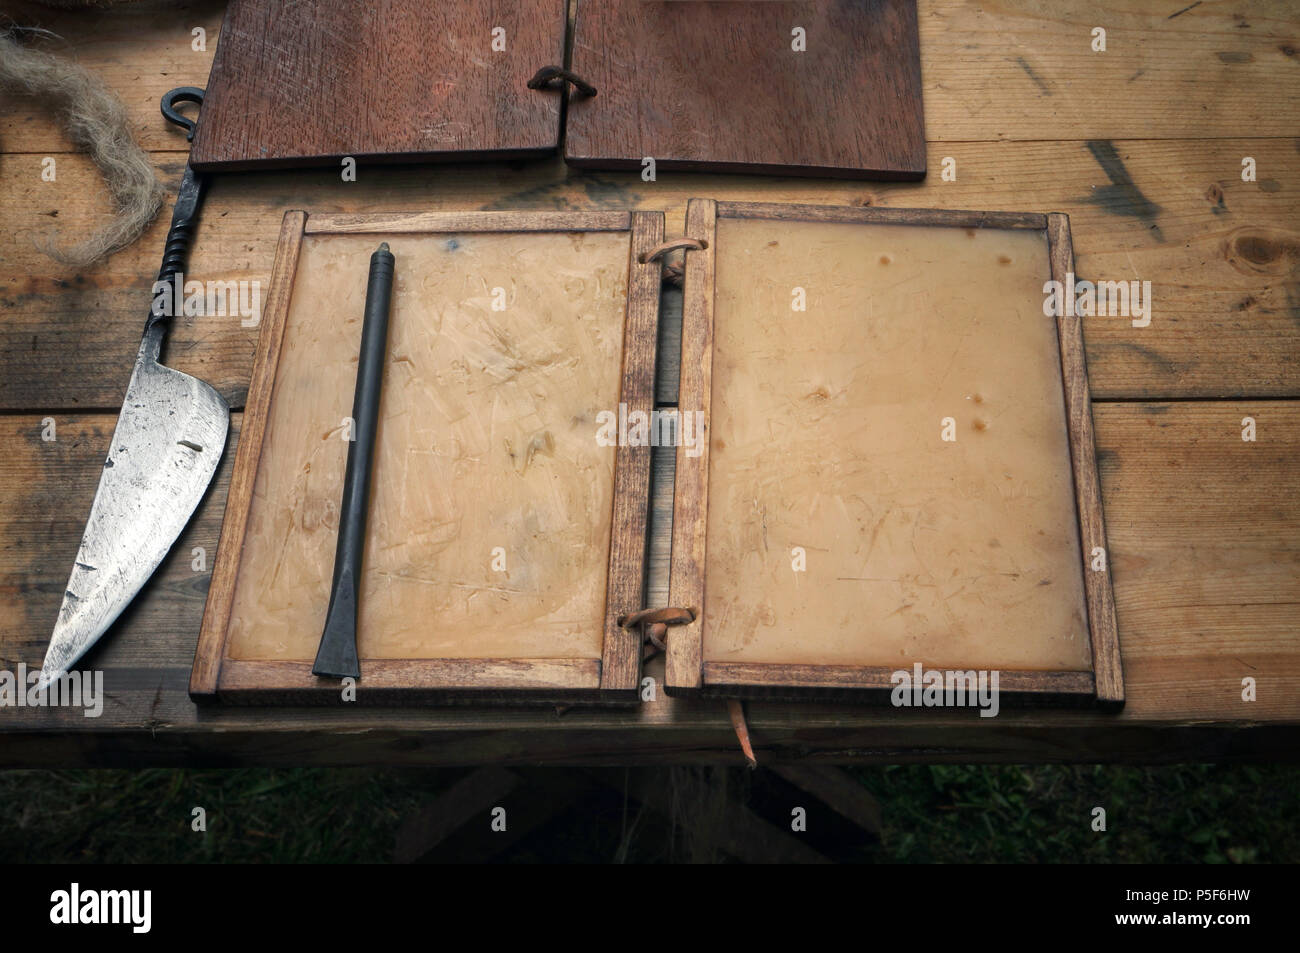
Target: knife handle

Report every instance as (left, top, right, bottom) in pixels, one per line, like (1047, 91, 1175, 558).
(313, 243, 395, 680)
(145, 165, 207, 338)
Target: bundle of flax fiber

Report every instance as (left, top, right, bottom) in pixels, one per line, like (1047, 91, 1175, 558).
(0, 13, 164, 265)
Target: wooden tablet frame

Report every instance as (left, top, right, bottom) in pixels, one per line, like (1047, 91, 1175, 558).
(191, 209, 664, 705)
(664, 200, 1124, 710)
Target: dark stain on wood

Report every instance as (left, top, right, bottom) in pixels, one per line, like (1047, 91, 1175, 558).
(1113, 339, 1179, 377)
(1084, 141, 1164, 240)
(582, 176, 640, 208)
(1016, 56, 1053, 95)
(1205, 182, 1227, 214)
(1222, 226, 1300, 277)
(479, 174, 642, 211)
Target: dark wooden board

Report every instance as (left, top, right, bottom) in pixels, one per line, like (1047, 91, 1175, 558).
(189, 0, 568, 171)
(565, 0, 926, 179)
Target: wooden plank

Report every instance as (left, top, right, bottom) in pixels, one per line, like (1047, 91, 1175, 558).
(599, 211, 663, 696)
(1093, 400, 1300, 722)
(915, 0, 1300, 141)
(0, 413, 238, 683)
(7, 1, 1295, 153)
(1049, 214, 1124, 709)
(4, 138, 1296, 412)
(1, 396, 1296, 761)
(1, 0, 226, 155)
(305, 210, 633, 234)
(699, 664, 1095, 701)
(716, 203, 1046, 229)
(191, 210, 305, 698)
(566, 0, 925, 179)
(665, 199, 715, 693)
(189, 0, 567, 170)
(216, 658, 602, 703)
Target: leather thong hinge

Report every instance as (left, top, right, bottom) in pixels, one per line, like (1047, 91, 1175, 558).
(639, 237, 708, 287)
(527, 66, 597, 97)
(618, 606, 755, 767)
(618, 606, 696, 653)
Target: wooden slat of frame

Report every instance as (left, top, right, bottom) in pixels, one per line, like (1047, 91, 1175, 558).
(665, 199, 717, 693)
(217, 658, 601, 702)
(191, 210, 307, 700)
(701, 663, 1095, 701)
(714, 202, 1047, 230)
(304, 210, 633, 235)
(600, 211, 665, 697)
(1048, 212, 1125, 709)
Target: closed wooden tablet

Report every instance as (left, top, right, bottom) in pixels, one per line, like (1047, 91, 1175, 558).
(565, 0, 926, 179)
(666, 202, 1121, 707)
(192, 210, 663, 703)
(190, 0, 568, 171)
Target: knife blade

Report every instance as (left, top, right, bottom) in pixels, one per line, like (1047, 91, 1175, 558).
(37, 89, 227, 691)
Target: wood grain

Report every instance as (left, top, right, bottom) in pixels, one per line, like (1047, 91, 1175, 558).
(700, 663, 1095, 702)
(305, 210, 633, 235)
(216, 658, 603, 705)
(566, 0, 925, 179)
(665, 199, 716, 693)
(5, 138, 1297, 411)
(716, 203, 1046, 229)
(599, 212, 664, 697)
(191, 210, 306, 698)
(1049, 213, 1124, 709)
(9, 401, 1293, 726)
(189, 0, 568, 170)
(6, 1, 1297, 154)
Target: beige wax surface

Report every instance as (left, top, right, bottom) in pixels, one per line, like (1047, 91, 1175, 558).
(228, 231, 629, 660)
(704, 219, 1091, 670)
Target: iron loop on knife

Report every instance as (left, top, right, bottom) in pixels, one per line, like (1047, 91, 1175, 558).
(161, 86, 205, 141)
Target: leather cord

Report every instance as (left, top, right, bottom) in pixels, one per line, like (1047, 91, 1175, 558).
(527, 66, 597, 97)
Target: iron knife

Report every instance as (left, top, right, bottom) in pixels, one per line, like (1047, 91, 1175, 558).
(37, 88, 227, 690)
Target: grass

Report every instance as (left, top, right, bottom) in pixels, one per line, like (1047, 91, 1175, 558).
(0, 764, 1295, 863)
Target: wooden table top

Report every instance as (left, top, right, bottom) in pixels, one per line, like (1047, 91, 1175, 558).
(1, 0, 1296, 765)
